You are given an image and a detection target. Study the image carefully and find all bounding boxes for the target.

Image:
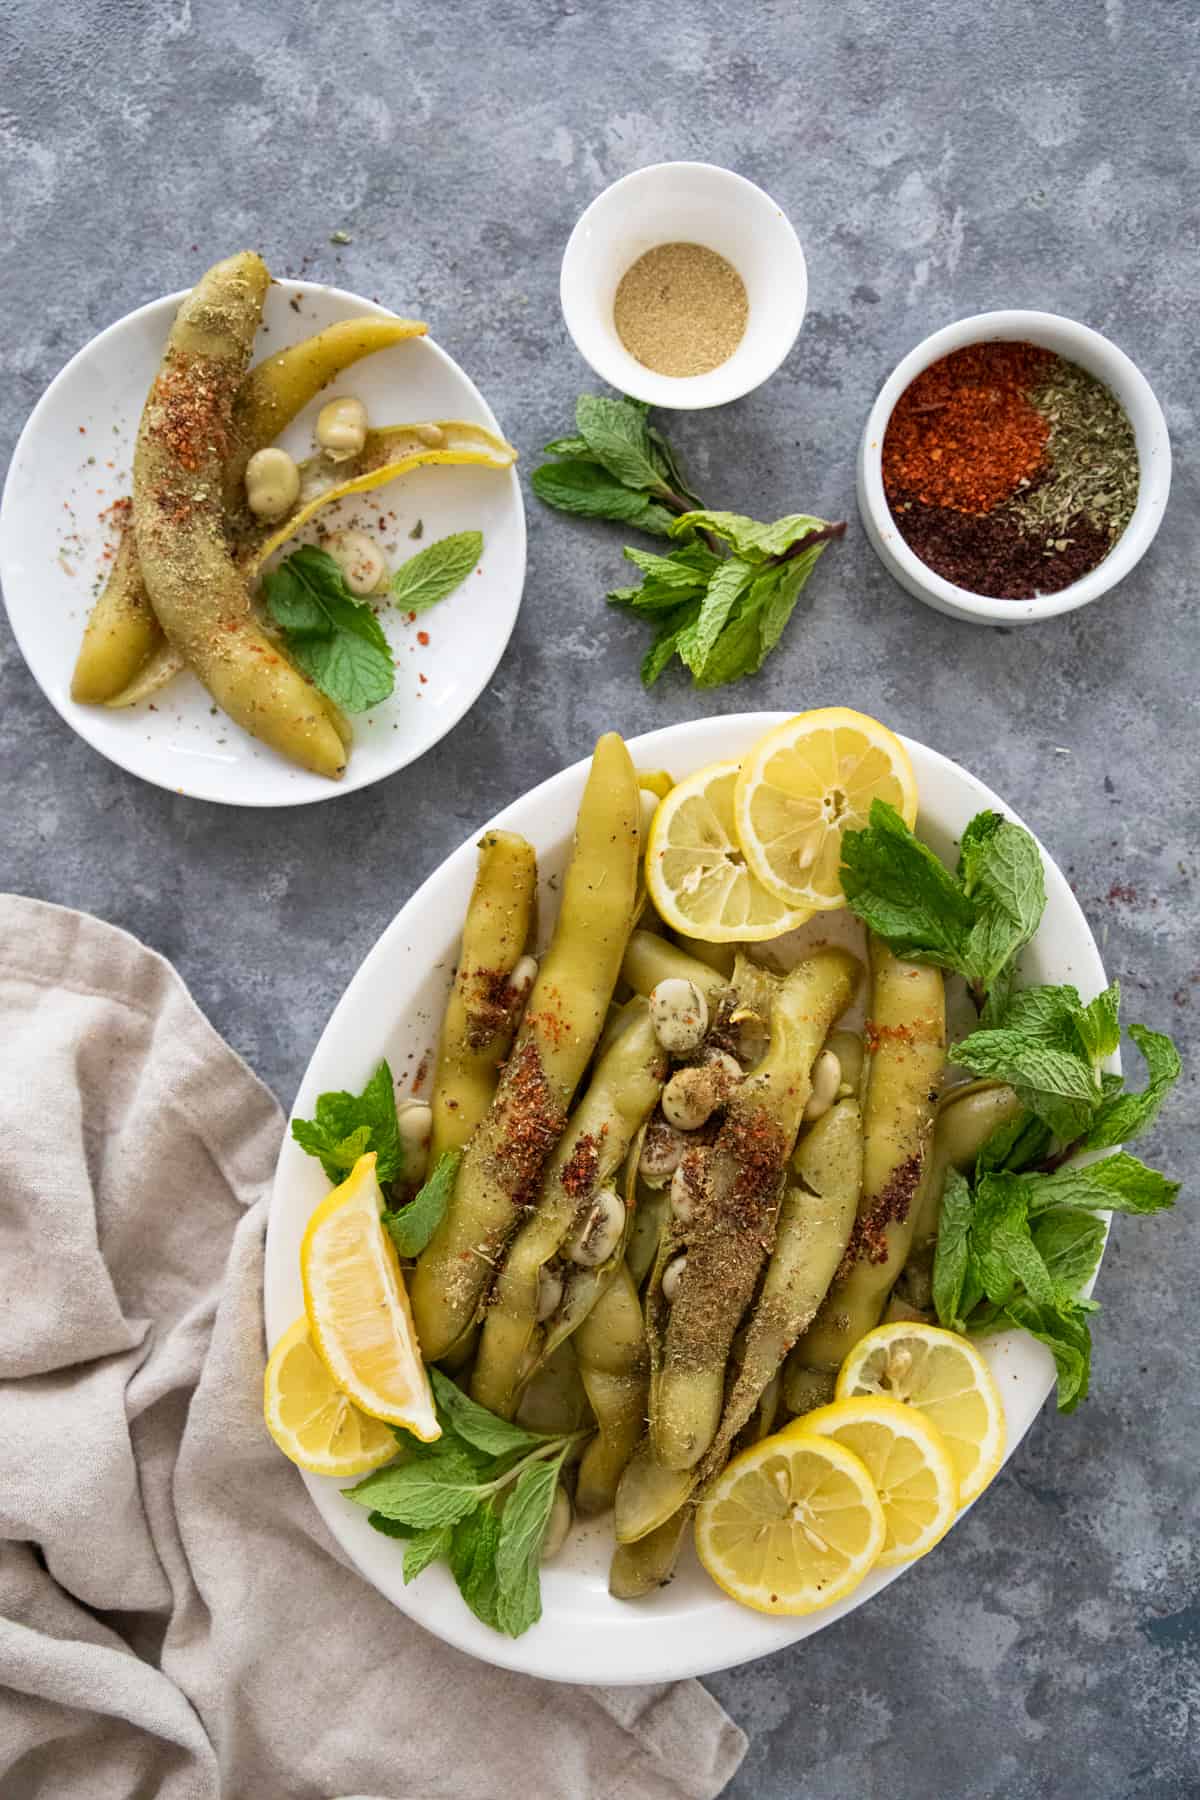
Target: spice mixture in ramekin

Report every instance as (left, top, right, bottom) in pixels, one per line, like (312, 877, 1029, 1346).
(882, 341, 1139, 599)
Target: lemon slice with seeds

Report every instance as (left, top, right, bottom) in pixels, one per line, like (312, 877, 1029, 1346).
(836, 1322, 1005, 1505)
(263, 1316, 401, 1477)
(734, 708, 918, 911)
(645, 758, 813, 942)
(695, 1429, 885, 1615)
(794, 1395, 959, 1565)
(301, 1152, 439, 1441)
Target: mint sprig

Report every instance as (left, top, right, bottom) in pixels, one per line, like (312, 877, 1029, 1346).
(291, 1059, 404, 1186)
(348, 1368, 580, 1636)
(847, 799, 1182, 1411)
(533, 393, 844, 687)
(262, 545, 394, 713)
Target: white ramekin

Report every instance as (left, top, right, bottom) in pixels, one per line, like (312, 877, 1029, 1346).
(857, 310, 1171, 624)
(559, 161, 807, 410)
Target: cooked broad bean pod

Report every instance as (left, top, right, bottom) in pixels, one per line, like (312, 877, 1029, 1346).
(782, 1364, 837, 1415)
(650, 949, 861, 1471)
(626, 1136, 671, 1288)
(130, 252, 349, 779)
(673, 934, 738, 978)
(429, 831, 538, 1165)
(411, 734, 641, 1360)
(620, 930, 729, 1011)
(469, 1001, 667, 1415)
(897, 1079, 1022, 1310)
(609, 1506, 692, 1601)
(702, 1098, 863, 1477)
(613, 1436, 698, 1545)
(792, 937, 946, 1373)
(72, 312, 423, 705)
(574, 1265, 650, 1516)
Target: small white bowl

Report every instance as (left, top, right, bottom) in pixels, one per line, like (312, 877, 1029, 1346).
(560, 161, 807, 410)
(857, 310, 1171, 625)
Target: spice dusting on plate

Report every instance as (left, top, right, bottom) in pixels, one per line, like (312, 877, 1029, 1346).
(883, 341, 1139, 598)
(614, 242, 748, 378)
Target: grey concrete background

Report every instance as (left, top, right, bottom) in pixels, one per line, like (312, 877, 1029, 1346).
(2, 0, 1196, 1793)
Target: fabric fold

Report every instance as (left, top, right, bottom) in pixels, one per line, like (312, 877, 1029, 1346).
(0, 896, 746, 1800)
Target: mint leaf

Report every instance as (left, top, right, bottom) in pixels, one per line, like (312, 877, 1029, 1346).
(428, 1367, 553, 1458)
(1031, 1209, 1106, 1298)
(290, 1059, 403, 1185)
(621, 544, 720, 589)
(1077, 982, 1122, 1062)
(383, 1149, 461, 1257)
(997, 985, 1087, 1050)
(1002, 1295, 1093, 1411)
(575, 394, 664, 492)
(675, 557, 756, 677)
(367, 1512, 414, 1539)
(344, 1456, 486, 1528)
(639, 600, 700, 686)
(932, 1168, 974, 1330)
(261, 555, 334, 635)
(841, 800, 978, 971)
(542, 434, 595, 457)
(669, 509, 832, 561)
(953, 1028, 1102, 1116)
(647, 424, 702, 506)
(531, 460, 672, 531)
(755, 549, 822, 660)
(494, 1449, 565, 1637)
(1021, 1151, 1178, 1216)
(448, 1503, 505, 1631)
(402, 1524, 454, 1583)
(961, 819, 1046, 992)
(390, 531, 483, 614)
(608, 577, 705, 616)
(1083, 1023, 1182, 1150)
(262, 547, 394, 713)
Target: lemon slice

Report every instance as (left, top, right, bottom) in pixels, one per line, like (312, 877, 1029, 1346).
(695, 1429, 885, 1614)
(300, 1152, 440, 1441)
(645, 759, 813, 943)
(733, 708, 918, 911)
(794, 1395, 959, 1565)
(836, 1322, 1005, 1505)
(263, 1315, 401, 1477)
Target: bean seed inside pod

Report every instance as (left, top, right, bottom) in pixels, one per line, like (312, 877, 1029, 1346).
(661, 1252, 688, 1303)
(639, 1119, 689, 1185)
(662, 1053, 741, 1131)
(565, 1186, 625, 1267)
(669, 1152, 705, 1224)
(535, 1264, 564, 1321)
(649, 977, 709, 1054)
(802, 1048, 842, 1121)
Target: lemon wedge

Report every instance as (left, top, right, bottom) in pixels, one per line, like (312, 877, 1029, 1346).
(836, 1322, 1005, 1505)
(794, 1395, 959, 1566)
(300, 1152, 439, 1441)
(695, 1429, 885, 1615)
(733, 707, 918, 911)
(263, 1315, 401, 1477)
(645, 759, 813, 942)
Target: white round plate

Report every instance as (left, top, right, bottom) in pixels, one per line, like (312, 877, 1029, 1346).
(265, 713, 1109, 1684)
(0, 281, 525, 806)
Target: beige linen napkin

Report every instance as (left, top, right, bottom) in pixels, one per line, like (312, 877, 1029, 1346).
(0, 896, 746, 1800)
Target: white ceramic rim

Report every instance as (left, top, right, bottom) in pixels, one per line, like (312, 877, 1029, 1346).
(559, 161, 808, 410)
(264, 712, 1111, 1685)
(857, 309, 1171, 624)
(0, 280, 526, 807)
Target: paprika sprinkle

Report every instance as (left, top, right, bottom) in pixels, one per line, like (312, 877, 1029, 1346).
(882, 340, 1139, 599)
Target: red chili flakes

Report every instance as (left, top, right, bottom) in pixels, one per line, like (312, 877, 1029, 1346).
(417, 630, 430, 646)
(560, 1132, 600, 1200)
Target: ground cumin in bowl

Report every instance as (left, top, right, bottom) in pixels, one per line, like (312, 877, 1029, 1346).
(857, 311, 1171, 626)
